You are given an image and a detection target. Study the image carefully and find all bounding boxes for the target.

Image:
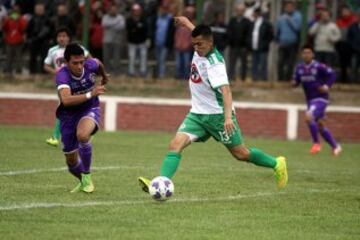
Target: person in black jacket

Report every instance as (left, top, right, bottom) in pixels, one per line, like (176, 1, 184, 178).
(126, 4, 148, 77)
(227, 4, 252, 81)
(26, 2, 52, 74)
(210, 12, 227, 54)
(250, 8, 273, 81)
(347, 11, 360, 83)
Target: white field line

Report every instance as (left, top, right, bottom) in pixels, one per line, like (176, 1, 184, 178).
(0, 165, 358, 177)
(0, 165, 146, 176)
(0, 189, 346, 211)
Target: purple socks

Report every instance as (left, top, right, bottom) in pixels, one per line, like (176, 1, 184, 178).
(320, 128, 338, 149)
(78, 142, 92, 174)
(308, 121, 319, 144)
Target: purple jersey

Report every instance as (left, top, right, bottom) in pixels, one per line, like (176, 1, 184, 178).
(294, 60, 336, 102)
(56, 59, 99, 118)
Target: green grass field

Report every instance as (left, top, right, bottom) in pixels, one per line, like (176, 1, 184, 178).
(0, 126, 359, 240)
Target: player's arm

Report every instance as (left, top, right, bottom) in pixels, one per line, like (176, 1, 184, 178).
(319, 66, 336, 93)
(58, 86, 106, 107)
(220, 85, 235, 137)
(44, 64, 57, 75)
(93, 58, 110, 85)
(174, 16, 195, 31)
(292, 67, 301, 88)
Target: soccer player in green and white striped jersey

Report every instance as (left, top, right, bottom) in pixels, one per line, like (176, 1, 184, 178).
(44, 27, 90, 147)
(138, 17, 287, 192)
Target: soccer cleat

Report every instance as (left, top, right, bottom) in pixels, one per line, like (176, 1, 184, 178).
(46, 137, 60, 147)
(332, 145, 342, 156)
(138, 177, 151, 193)
(309, 143, 321, 155)
(274, 156, 288, 189)
(81, 173, 95, 193)
(70, 182, 82, 193)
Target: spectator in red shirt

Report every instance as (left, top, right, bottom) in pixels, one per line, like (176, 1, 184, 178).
(336, 6, 358, 83)
(2, 5, 27, 74)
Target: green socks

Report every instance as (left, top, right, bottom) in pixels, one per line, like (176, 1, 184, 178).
(160, 152, 182, 179)
(53, 119, 61, 140)
(249, 148, 277, 169)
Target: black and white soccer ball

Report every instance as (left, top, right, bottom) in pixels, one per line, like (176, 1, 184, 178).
(149, 176, 174, 201)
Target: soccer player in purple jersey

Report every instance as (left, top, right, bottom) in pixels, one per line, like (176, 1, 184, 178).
(56, 43, 109, 193)
(293, 45, 342, 156)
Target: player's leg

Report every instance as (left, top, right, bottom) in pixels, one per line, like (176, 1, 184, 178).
(46, 119, 61, 147)
(209, 114, 287, 188)
(228, 145, 287, 188)
(318, 119, 342, 156)
(76, 117, 97, 193)
(139, 133, 192, 193)
(138, 113, 209, 193)
(160, 133, 192, 179)
(306, 103, 321, 154)
(64, 151, 85, 193)
(76, 109, 100, 193)
(159, 113, 209, 179)
(61, 128, 84, 192)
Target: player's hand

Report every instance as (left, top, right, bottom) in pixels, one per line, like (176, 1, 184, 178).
(101, 74, 110, 85)
(224, 118, 235, 137)
(174, 16, 191, 27)
(91, 85, 106, 97)
(318, 85, 329, 93)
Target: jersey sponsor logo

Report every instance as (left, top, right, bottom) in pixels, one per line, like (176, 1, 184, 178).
(89, 73, 96, 83)
(55, 57, 66, 69)
(190, 63, 202, 84)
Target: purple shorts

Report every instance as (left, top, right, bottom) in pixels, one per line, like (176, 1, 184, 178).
(307, 99, 328, 121)
(59, 107, 100, 153)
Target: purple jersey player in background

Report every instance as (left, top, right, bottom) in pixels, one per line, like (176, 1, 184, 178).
(293, 45, 342, 156)
(56, 43, 109, 193)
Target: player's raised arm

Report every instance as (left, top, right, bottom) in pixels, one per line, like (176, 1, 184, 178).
(94, 58, 110, 85)
(174, 16, 195, 31)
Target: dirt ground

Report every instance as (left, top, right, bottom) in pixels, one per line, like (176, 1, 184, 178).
(0, 74, 359, 106)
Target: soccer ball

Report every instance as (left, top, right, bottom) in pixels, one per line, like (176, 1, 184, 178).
(149, 176, 174, 201)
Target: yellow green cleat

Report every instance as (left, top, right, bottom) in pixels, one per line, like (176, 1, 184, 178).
(138, 177, 150, 193)
(70, 182, 82, 193)
(81, 173, 95, 193)
(46, 137, 60, 147)
(274, 156, 288, 189)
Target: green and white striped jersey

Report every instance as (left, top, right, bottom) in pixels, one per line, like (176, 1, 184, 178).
(44, 45, 90, 71)
(189, 48, 233, 114)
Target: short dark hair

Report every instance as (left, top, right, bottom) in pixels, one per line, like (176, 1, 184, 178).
(301, 44, 314, 52)
(254, 7, 261, 15)
(191, 24, 213, 40)
(64, 43, 84, 61)
(55, 27, 71, 39)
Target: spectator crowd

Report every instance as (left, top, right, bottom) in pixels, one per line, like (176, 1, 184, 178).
(0, 0, 359, 83)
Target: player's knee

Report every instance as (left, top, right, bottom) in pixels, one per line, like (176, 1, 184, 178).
(305, 114, 313, 123)
(168, 138, 184, 153)
(230, 147, 250, 161)
(76, 131, 90, 143)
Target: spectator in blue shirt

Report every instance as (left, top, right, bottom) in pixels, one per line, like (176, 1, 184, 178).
(276, 1, 302, 81)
